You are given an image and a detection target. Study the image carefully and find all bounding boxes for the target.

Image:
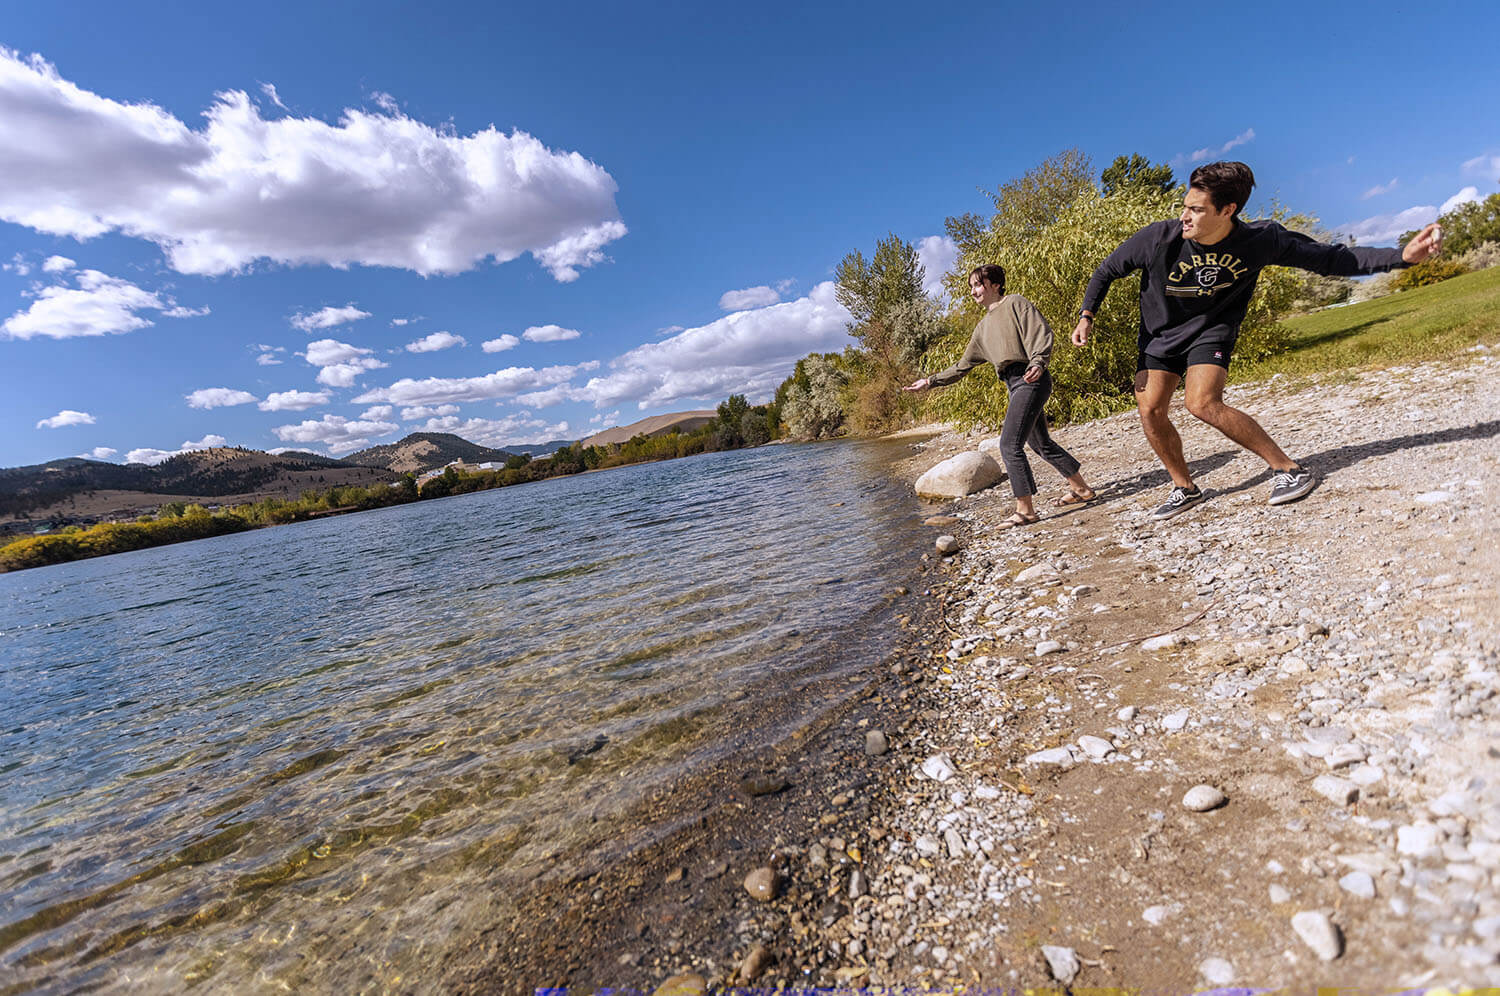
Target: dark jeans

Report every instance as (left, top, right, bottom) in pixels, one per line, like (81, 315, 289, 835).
(999, 364, 1080, 499)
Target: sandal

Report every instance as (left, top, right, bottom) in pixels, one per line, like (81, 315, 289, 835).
(1054, 488, 1098, 507)
(998, 511, 1040, 529)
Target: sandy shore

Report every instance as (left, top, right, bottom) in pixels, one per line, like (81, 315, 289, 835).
(447, 348, 1499, 993)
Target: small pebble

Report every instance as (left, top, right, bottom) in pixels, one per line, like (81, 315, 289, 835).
(1291, 910, 1343, 961)
(1182, 785, 1228, 812)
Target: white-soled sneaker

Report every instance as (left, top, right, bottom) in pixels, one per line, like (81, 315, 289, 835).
(1151, 484, 1204, 520)
(1268, 465, 1317, 505)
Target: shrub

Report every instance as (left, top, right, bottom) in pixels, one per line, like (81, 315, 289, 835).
(1392, 258, 1470, 292)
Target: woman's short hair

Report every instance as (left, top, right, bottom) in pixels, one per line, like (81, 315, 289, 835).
(968, 263, 1006, 295)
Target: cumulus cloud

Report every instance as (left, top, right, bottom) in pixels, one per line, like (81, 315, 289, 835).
(2, 268, 205, 340)
(1361, 178, 1398, 200)
(272, 414, 398, 455)
(405, 330, 466, 352)
(352, 361, 597, 406)
(255, 343, 285, 365)
(259, 389, 330, 411)
(80, 445, 117, 460)
(916, 234, 958, 299)
(1463, 153, 1500, 183)
(360, 404, 393, 419)
(482, 334, 520, 352)
(4, 253, 30, 275)
(302, 337, 387, 387)
(126, 433, 227, 466)
(186, 387, 258, 409)
(414, 414, 570, 449)
(0, 49, 627, 280)
(1442, 186, 1481, 213)
(511, 384, 596, 408)
(522, 324, 582, 342)
(719, 285, 781, 311)
(291, 304, 370, 332)
(41, 254, 75, 272)
(1343, 184, 1482, 246)
(582, 281, 852, 410)
(1189, 127, 1255, 163)
(400, 403, 460, 420)
(36, 408, 95, 428)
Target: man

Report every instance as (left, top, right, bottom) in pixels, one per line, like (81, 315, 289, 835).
(1071, 161, 1442, 519)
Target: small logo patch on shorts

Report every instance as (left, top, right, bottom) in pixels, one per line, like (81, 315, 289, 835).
(1214, 351, 1223, 359)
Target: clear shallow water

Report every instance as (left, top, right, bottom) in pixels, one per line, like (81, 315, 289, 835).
(0, 439, 926, 992)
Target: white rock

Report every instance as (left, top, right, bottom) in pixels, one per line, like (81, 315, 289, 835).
(1324, 743, 1367, 769)
(1142, 904, 1174, 925)
(915, 451, 1005, 499)
(1016, 564, 1055, 584)
(1338, 871, 1376, 899)
(1142, 633, 1184, 652)
(1414, 490, 1454, 504)
(1116, 706, 1138, 722)
(1040, 945, 1080, 984)
(1024, 746, 1075, 766)
(1395, 823, 1442, 858)
(935, 535, 960, 555)
(973, 784, 1001, 801)
(977, 437, 1003, 456)
(1269, 884, 1291, 903)
(914, 836, 941, 857)
(1034, 640, 1065, 657)
(1161, 710, 1190, 732)
(921, 753, 957, 782)
(1078, 735, 1114, 759)
(1348, 764, 1384, 787)
(1291, 910, 1343, 960)
(1312, 774, 1359, 806)
(944, 827, 966, 859)
(1182, 785, 1228, 812)
(1198, 957, 1235, 985)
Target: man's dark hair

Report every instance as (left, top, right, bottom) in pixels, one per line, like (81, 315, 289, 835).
(1189, 161, 1255, 218)
(969, 263, 1006, 295)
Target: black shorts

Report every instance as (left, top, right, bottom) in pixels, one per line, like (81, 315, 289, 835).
(1138, 337, 1235, 377)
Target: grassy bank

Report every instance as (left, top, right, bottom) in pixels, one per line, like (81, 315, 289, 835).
(1234, 264, 1500, 384)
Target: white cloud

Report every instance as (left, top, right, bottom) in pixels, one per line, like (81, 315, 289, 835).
(352, 361, 597, 406)
(719, 285, 781, 311)
(186, 387, 258, 409)
(1361, 178, 1398, 200)
(390, 316, 417, 326)
(1442, 186, 1481, 214)
(291, 304, 370, 332)
(583, 281, 852, 410)
(511, 384, 596, 408)
(126, 433, 227, 466)
(36, 408, 95, 428)
(522, 324, 582, 342)
(164, 304, 211, 319)
(0, 49, 627, 281)
(259, 82, 287, 110)
(272, 414, 398, 455)
(302, 337, 387, 387)
(80, 446, 117, 460)
(400, 403, 460, 420)
(1343, 204, 1438, 246)
(359, 404, 393, 420)
(1189, 127, 1256, 163)
(4, 253, 30, 275)
(916, 234, 958, 299)
(415, 414, 570, 449)
(1463, 153, 1500, 183)
(255, 344, 285, 365)
(482, 334, 520, 352)
(405, 330, 466, 353)
(41, 254, 75, 272)
(2, 268, 204, 340)
(259, 389, 330, 411)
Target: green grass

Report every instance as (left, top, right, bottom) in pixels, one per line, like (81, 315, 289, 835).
(1233, 265, 1500, 385)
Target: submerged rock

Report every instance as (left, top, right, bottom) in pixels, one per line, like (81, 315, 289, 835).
(743, 866, 778, 902)
(652, 973, 707, 996)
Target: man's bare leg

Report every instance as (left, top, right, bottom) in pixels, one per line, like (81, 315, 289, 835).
(1181, 364, 1297, 471)
(1134, 369, 1194, 486)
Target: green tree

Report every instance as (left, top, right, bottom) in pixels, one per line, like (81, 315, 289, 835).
(1438, 192, 1500, 256)
(780, 353, 849, 439)
(1101, 154, 1176, 197)
(834, 235, 925, 331)
(740, 410, 771, 446)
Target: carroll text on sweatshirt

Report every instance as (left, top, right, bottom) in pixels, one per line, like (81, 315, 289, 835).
(930, 294, 1054, 387)
(1081, 219, 1408, 358)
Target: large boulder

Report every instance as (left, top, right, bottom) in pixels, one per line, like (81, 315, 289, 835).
(915, 451, 1004, 499)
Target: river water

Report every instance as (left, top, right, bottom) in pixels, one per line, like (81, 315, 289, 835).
(0, 439, 928, 993)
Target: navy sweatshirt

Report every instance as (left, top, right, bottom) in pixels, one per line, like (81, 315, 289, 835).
(1081, 219, 1409, 359)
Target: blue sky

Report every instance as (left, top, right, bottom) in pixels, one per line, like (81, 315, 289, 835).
(3, 0, 1496, 467)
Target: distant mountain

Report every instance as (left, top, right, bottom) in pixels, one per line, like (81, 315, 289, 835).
(0, 448, 389, 519)
(502, 438, 575, 458)
(581, 411, 717, 448)
(343, 433, 516, 474)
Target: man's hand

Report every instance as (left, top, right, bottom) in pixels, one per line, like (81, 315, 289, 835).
(1403, 222, 1443, 264)
(902, 377, 931, 393)
(1071, 315, 1093, 347)
(1022, 365, 1043, 383)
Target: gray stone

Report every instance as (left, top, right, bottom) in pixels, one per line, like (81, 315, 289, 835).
(1182, 784, 1228, 812)
(1291, 910, 1343, 961)
(921, 752, 957, 782)
(1324, 743, 1367, 769)
(1143, 633, 1185, 652)
(1016, 564, 1056, 584)
(1338, 871, 1376, 899)
(1024, 746, 1075, 766)
(864, 729, 889, 756)
(1035, 640, 1065, 657)
(848, 868, 867, 899)
(1161, 710, 1190, 732)
(1312, 774, 1360, 806)
(1040, 945, 1080, 984)
(944, 827, 966, 859)
(914, 835, 941, 857)
(1078, 735, 1114, 759)
(916, 451, 1005, 499)
(1117, 706, 1138, 722)
(935, 535, 960, 555)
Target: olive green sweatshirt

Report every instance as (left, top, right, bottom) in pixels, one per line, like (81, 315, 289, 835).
(929, 294, 1054, 387)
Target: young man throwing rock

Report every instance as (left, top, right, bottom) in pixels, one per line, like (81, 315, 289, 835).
(1071, 160, 1442, 518)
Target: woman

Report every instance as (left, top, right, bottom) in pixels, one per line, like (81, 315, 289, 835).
(904, 264, 1095, 528)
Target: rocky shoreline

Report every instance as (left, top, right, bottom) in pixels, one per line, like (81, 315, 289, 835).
(452, 349, 1499, 993)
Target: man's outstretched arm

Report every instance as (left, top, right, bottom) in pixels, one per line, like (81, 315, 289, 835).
(1274, 222, 1443, 276)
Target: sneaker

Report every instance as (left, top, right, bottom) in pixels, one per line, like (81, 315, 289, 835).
(1268, 465, 1317, 505)
(1152, 484, 1204, 520)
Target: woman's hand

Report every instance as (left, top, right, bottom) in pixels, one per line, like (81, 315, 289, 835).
(1022, 365, 1043, 384)
(902, 378, 931, 392)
